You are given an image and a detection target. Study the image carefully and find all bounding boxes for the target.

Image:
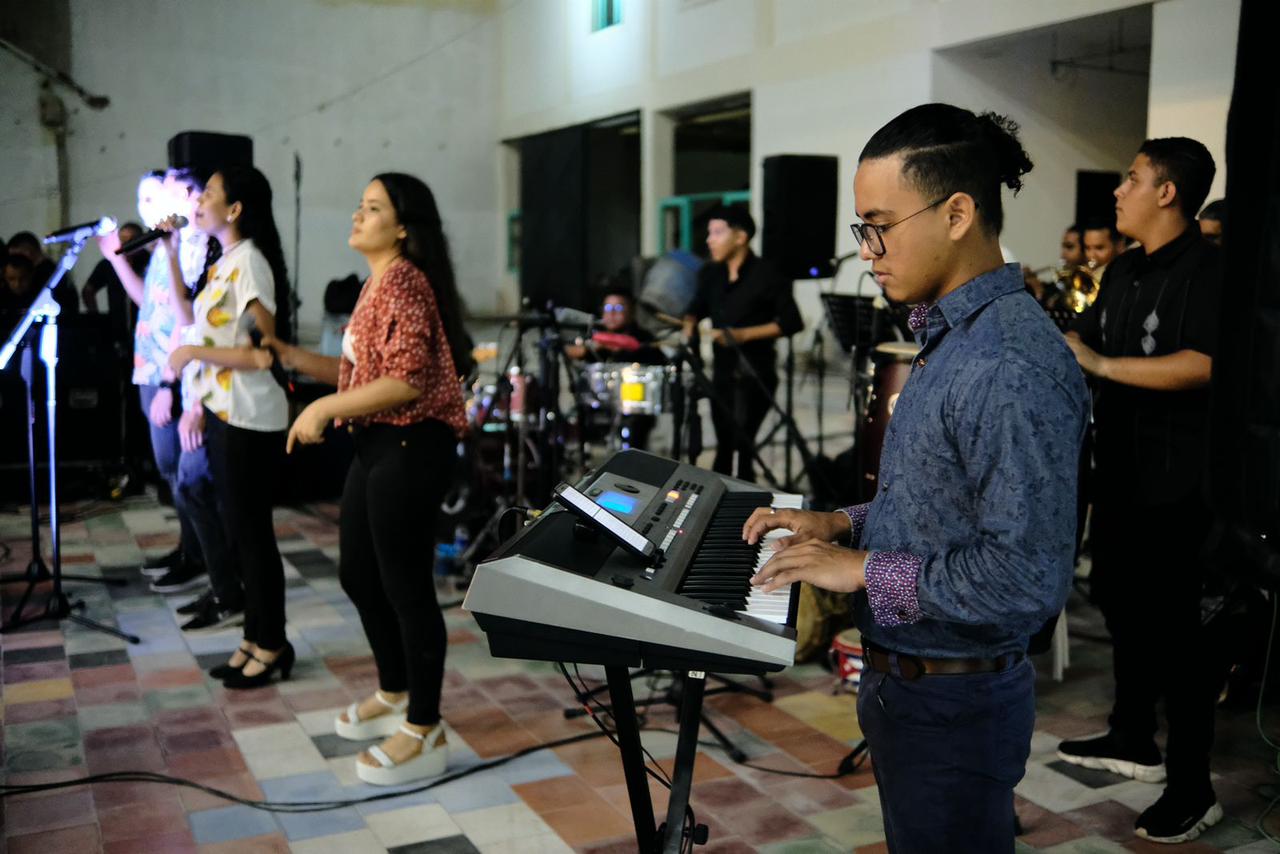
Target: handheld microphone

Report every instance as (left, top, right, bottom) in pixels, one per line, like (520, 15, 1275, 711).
(116, 216, 189, 255)
(43, 217, 117, 245)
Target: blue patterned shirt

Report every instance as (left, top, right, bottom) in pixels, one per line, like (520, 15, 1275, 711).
(843, 263, 1089, 659)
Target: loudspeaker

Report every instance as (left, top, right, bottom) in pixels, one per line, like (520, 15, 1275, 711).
(763, 155, 839, 280)
(168, 131, 254, 180)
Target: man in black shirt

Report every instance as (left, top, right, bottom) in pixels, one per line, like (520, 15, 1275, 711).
(682, 206, 802, 482)
(6, 231, 79, 319)
(1060, 137, 1222, 844)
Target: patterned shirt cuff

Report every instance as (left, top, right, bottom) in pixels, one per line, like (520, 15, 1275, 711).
(837, 503, 871, 546)
(864, 550, 923, 627)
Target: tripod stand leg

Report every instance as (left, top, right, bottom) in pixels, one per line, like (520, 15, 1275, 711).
(699, 710, 746, 763)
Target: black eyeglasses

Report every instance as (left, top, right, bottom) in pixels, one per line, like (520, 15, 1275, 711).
(850, 196, 952, 257)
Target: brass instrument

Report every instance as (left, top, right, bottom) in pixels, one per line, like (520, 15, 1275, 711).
(1059, 262, 1100, 313)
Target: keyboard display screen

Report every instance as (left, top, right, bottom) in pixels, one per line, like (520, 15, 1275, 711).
(595, 490, 637, 515)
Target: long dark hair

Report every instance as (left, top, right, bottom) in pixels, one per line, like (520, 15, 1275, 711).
(219, 166, 292, 342)
(373, 172, 473, 378)
(860, 103, 1033, 235)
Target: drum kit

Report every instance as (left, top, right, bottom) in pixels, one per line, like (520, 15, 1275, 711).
(450, 307, 692, 568)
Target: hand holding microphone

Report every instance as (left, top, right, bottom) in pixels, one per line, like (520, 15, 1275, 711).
(115, 216, 189, 255)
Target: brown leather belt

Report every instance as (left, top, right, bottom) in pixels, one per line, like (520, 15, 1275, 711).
(863, 644, 1024, 680)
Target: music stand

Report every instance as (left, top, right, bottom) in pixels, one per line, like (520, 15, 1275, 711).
(0, 239, 138, 642)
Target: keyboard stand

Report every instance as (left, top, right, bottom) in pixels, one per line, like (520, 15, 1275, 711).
(567, 668, 771, 762)
(605, 667, 712, 853)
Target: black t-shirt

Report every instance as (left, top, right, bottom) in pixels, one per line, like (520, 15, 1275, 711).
(85, 253, 147, 346)
(1072, 226, 1221, 505)
(689, 252, 803, 381)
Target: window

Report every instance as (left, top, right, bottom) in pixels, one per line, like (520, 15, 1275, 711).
(592, 0, 621, 31)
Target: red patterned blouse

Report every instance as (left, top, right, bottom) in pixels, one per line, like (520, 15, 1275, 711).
(338, 258, 467, 435)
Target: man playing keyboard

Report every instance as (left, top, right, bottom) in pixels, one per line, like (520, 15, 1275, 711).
(744, 104, 1089, 853)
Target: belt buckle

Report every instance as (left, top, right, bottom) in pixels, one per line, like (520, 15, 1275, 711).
(888, 651, 925, 681)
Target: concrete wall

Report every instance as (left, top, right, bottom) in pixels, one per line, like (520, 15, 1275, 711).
(490, 0, 1239, 339)
(1148, 0, 1240, 205)
(1, 0, 502, 337)
(932, 34, 1150, 271)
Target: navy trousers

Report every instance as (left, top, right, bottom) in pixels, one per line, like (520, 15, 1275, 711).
(857, 658, 1036, 853)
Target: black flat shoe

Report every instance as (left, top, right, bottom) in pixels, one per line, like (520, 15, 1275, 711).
(223, 642, 295, 689)
(209, 643, 254, 680)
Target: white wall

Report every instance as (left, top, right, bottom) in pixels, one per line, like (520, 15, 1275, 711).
(0, 50, 65, 239)
(1, 0, 503, 337)
(932, 36, 1150, 270)
(1148, 0, 1240, 204)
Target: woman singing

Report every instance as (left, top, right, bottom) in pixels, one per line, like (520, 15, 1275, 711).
(268, 173, 469, 785)
(168, 166, 293, 689)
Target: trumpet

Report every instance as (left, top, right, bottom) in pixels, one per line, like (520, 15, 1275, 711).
(1029, 263, 1101, 313)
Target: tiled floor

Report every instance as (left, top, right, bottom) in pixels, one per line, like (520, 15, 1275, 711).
(2, 498, 1278, 853)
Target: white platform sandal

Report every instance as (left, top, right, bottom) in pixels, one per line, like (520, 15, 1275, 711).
(334, 690, 409, 741)
(356, 723, 448, 786)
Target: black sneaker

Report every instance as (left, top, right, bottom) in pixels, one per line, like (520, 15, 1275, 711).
(150, 563, 209, 594)
(177, 589, 215, 616)
(180, 598, 244, 633)
(1135, 790, 1223, 843)
(1056, 731, 1166, 783)
(141, 547, 183, 578)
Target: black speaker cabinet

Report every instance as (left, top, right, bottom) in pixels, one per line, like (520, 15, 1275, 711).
(762, 154, 839, 280)
(168, 131, 254, 179)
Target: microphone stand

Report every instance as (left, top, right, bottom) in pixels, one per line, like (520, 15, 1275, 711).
(0, 236, 138, 642)
(714, 326, 837, 498)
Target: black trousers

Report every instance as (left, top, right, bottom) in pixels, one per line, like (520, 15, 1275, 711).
(339, 419, 455, 725)
(1090, 492, 1217, 800)
(203, 411, 286, 650)
(709, 364, 776, 483)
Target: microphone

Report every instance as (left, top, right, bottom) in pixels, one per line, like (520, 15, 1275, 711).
(829, 250, 861, 268)
(43, 217, 117, 245)
(116, 216, 189, 255)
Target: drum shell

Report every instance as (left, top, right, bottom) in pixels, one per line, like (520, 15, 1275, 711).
(856, 342, 918, 503)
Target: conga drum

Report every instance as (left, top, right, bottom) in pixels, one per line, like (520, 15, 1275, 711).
(856, 341, 919, 502)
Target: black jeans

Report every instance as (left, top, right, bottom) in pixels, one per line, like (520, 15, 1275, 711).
(1091, 493, 1217, 800)
(203, 411, 286, 650)
(339, 420, 455, 725)
(709, 364, 776, 483)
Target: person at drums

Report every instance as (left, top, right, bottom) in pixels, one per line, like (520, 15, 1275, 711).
(566, 286, 665, 449)
(743, 104, 1088, 852)
(681, 205, 802, 483)
(266, 173, 470, 786)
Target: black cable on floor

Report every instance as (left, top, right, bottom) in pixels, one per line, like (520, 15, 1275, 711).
(0, 728, 608, 812)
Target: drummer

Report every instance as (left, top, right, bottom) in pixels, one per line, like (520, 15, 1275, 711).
(565, 287, 666, 449)
(565, 288, 666, 365)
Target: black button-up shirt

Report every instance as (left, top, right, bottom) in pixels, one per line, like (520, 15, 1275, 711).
(1072, 226, 1221, 505)
(688, 252, 803, 382)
